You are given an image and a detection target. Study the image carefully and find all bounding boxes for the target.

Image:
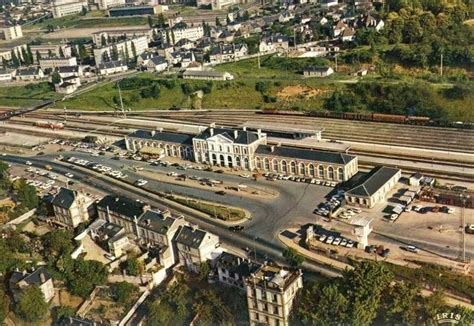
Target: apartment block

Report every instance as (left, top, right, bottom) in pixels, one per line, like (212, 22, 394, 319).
(96, 0, 125, 10)
(245, 263, 303, 326)
(0, 24, 23, 40)
(39, 56, 77, 69)
(160, 25, 203, 45)
(93, 35, 149, 64)
(52, 0, 87, 18)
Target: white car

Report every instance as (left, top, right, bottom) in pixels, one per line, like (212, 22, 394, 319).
(25, 161, 32, 166)
(390, 214, 399, 221)
(447, 207, 455, 214)
(167, 172, 178, 177)
(326, 236, 334, 244)
(319, 234, 327, 242)
(406, 245, 419, 253)
(346, 240, 355, 248)
(333, 237, 342, 246)
(240, 174, 251, 178)
(65, 173, 74, 178)
(340, 239, 347, 247)
(136, 179, 148, 186)
(351, 208, 362, 214)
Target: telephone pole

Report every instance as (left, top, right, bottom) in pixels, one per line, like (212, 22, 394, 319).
(117, 81, 126, 118)
(440, 53, 443, 77)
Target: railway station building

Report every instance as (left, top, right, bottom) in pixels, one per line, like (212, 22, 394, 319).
(344, 165, 401, 208)
(125, 126, 358, 182)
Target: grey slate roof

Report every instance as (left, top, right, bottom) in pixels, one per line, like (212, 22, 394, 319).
(98, 60, 127, 70)
(16, 67, 41, 76)
(216, 252, 260, 277)
(346, 165, 400, 197)
(255, 145, 356, 165)
(9, 267, 51, 289)
(97, 195, 147, 219)
(52, 187, 77, 209)
(58, 65, 80, 73)
(304, 66, 331, 72)
(175, 225, 208, 249)
(195, 127, 259, 144)
(127, 129, 194, 145)
(138, 209, 178, 234)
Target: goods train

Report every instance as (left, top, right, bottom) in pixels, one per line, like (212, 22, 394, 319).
(34, 121, 64, 129)
(258, 109, 473, 129)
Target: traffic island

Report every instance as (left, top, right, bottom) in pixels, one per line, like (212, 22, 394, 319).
(163, 194, 249, 225)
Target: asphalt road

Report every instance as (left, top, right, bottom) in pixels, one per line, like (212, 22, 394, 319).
(3, 154, 342, 277)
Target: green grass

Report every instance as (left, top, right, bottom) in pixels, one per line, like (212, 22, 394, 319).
(165, 195, 246, 221)
(0, 82, 60, 107)
(25, 14, 149, 30)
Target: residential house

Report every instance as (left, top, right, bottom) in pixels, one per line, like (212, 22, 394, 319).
(175, 225, 220, 273)
(15, 67, 44, 81)
(259, 35, 289, 53)
(57, 65, 83, 78)
(209, 43, 248, 64)
(279, 11, 294, 23)
(89, 218, 129, 257)
(145, 55, 168, 72)
(97, 60, 128, 75)
(51, 188, 94, 228)
(9, 267, 55, 303)
(303, 66, 334, 77)
(0, 68, 15, 82)
(136, 209, 188, 269)
(216, 252, 260, 289)
(182, 69, 234, 81)
(245, 263, 303, 326)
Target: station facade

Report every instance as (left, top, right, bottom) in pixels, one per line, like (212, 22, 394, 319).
(125, 126, 358, 182)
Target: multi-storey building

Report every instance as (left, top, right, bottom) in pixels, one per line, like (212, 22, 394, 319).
(39, 56, 77, 70)
(96, 0, 125, 10)
(0, 24, 23, 40)
(93, 35, 148, 64)
(125, 126, 358, 182)
(92, 29, 152, 47)
(175, 225, 220, 273)
(51, 187, 95, 228)
(137, 209, 188, 269)
(52, 0, 87, 18)
(160, 24, 204, 45)
(30, 44, 72, 62)
(209, 43, 248, 64)
(97, 60, 128, 75)
(216, 252, 260, 289)
(245, 263, 303, 326)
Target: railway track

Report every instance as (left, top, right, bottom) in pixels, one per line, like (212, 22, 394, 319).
(28, 109, 474, 153)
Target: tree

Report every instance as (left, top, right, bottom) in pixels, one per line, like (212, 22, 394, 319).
(147, 301, 174, 325)
(26, 45, 33, 65)
(255, 81, 269, 94)
(59, 46, 64, 58)
(101, 34, 107, 46)
(52, 70, 61, 84)
(111, 45, 119, 61)
(199, 261, 211, 281)
(422, 290, 446, 322)
(53, 305, 75, 321)
(0, 288, 9, 324)
(193, 290, 233, 325)
(110, 282, 138, 305)
(10, 50, 20, 67)
(42, 229, 74, 258)
(78, 44, 88, 62)
(283, 247, 304, 267)
(124, 257, 144, 276)
(35, 50, 41, 63)
(68, 259, 108, 298)
(342, 261, 393, 326)
(80, 5, 87, 16)
(16, 285, 48, 322)
(158, 13, 165, 26)
(381, 281, 420, 324)
(131, 41, 137, 60)
(147, 15, 153, 28)
(215, 16, 221, 27)
(17, 181, 39, 209)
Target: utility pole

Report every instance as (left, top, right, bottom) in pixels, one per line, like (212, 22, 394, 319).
(63, 105, 67, 122)
(440, 53, 443, 77)
(117, 81, 125, 118)
(257, 52, 260, 69)
(335, 54, 338, 72)
(459, 194, 469, 263)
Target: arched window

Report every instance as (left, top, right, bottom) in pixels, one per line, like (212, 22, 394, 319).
(328, 166, 334, 180)
(256, 157, 262, 169)
(236, 157, 241, 167)
(299, 163, 305, 175)
(338, 167, 344, 180)
(318, 165, 324, 178)
(264, 158, 270, 171)
(281, 160, 287, 173)
(272, 159, 278, 172)
(243, 157, 249, 169)
(309, 164, 315, 176)
(290, 161, 296, 174)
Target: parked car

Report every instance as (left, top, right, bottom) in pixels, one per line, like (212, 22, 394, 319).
(346, 240, 355, 248)
(215, 190, 226, 195)
(319, 234, 327, 242)
(406, 245, 419, 253)
(228, 225, 244, 232)
(340, 239, 347, 247)
(65, 172, 74, 178)
(25, 161, 32, 166)
(333, 237, 342, 246)
(465, 224, 474, 234)
(381, 248, 391, 257)
(326, 236, 334, 244)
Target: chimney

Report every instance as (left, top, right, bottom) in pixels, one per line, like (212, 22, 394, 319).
(210, 128, 214, 136)
(40, 272, 46, 283)
(151, 130, 156, 137)
(158, 127, 163, 133)
(237, 257, 242, 264)
(115, 197, 119, 202)
(270, 145, 275, 153)
(234, 130, 238, 138)
(145, 219, 151, 225)
(257, 129, 262, 138)
(243, 126, 247, 131)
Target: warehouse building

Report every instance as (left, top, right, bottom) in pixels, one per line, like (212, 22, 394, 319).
(108, 6, 159, 17)
(345, 165, 401, 208)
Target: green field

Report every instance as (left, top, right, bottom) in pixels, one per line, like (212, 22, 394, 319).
(25, 14, 149, 31)
(54, 73, 335, 111)
(0, 82, 60, 107)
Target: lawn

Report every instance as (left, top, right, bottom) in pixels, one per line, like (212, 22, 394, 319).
(165, 194, 247, 221)
(0, 82, 61, 108)
(25, 14, 149, 31)
(55, 73, 335, 111)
